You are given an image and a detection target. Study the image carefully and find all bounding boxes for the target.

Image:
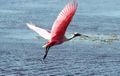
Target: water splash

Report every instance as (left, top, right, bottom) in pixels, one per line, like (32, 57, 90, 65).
(80, 34, 120, 44)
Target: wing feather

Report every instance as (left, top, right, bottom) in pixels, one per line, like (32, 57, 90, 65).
(51, 0, 78, 40)
(26, 23, 51, 40)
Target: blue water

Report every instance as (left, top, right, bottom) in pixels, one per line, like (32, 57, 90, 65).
(0, 0, 120, 76)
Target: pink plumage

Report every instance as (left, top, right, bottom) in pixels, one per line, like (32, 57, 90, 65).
(51, 0, 78, 42)
(26, 0, 78, 60)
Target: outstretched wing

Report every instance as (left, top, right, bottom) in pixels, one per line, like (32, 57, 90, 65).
(26, 23, 51, 40)
(51, 0, 78, 40)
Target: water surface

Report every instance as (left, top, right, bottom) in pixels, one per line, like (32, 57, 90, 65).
(0, 0, 120, 76)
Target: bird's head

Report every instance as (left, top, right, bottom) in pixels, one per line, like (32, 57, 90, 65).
(73, 32, 89, 38)
(73, 32, 82, 37)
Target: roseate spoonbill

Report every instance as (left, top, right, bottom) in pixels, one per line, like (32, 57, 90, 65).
(26, 0, 88, 60)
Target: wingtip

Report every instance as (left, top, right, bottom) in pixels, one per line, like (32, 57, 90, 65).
(26, 23, 36, 29)
(26, 23, 30, 26)
(26, 23, 32, 26)
(26, 23, 35, 27)
(74, 0, 78, 6)
(26, 21, 34, 26)
(26, 23, 31, 28)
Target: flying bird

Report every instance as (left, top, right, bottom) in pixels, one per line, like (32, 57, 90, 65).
(27, 0, 88, 60)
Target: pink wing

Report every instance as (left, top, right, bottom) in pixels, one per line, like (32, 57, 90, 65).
(26, 23, 51, 40)
(51, 0, 78, 40)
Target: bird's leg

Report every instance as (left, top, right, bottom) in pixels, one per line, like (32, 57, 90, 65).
(43, 46, 50, 60)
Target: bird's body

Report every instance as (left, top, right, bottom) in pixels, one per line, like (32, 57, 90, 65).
(27, 0, 87, 60)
